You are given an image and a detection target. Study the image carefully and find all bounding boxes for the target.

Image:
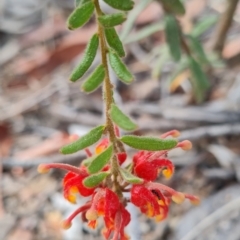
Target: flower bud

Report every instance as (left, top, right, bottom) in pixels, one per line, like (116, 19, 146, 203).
(172, 192, 185, 204)
(86, 209, 98, 221)
(61, 220, 72, 229)
(177, 140, 192, 150)
(37, 164, 50, 174)
(161, 130, 180, 138)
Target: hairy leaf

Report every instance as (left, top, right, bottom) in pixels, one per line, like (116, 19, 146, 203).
(110, 104, 137, 131)
(119, 167, 143, 184)
(83, 172, 110, 188)
(81, 64, 105, 93)
(103, 0, 134, 11)
(88, 145, 113, 174)
(105, 28, 125, 57)
(121, 135, 178, 151)
(98, 13, 127, 28)
(70, 34, 99, 82)
(67, 1, 94, 30)
(60, 125, 105, 154)
(109, 51, 134, 84)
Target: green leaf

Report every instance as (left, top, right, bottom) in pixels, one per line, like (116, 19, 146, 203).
(60, 125, 105, 154)
(164, 14, 181, 61)
(108, 51, 134, 84)
(119, 168, 143, 184)
(98, 13, 127, 28)
(188, 57, 210, 103)
(191, 15, 217, 38)
(83, 172, 110, 188)
(120, 135, 178, 151)
(103, 0, 134, 11)
(186, 35, 210, 66)
(70, 33, 99, 82)
(105, 28, 125, 57)
(168, 56, 188, 83)
(75, 0, 91, 7)
(160, 0, 185, 16)
(67, 1, 94, 30)
(82, 156, 94, 167)
(110, 104, 137, 131)
(88, 145, 113, 174)
(81, 64, 105, 93)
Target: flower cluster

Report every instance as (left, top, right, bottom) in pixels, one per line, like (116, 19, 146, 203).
(38, 129, 199, 240)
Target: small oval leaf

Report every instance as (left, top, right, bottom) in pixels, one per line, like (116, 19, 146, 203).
(119, 167, 143, 184)
(186, 35, 210, 66)
(70, 33, 99, 82)
(88, 145, 113, 174)
(83, 172, 110, 188)
(108, 51, 134, 84)
(110, 104, 137, 131)
(82, 156, 94, 167)
(103, 0, 134, 11)
(160, 0, 185, 16)
(81, 64, 105, 93)
(188, 58, 210, 102)
(60, 125, 105, 154)
(120, 135, 178, 151)
(164, 14, 181, 61)
(67, 1, 94, 30)
(188, 57, 210, 103)
(98, 13, 127, 28)
(105, 28, 125, 57)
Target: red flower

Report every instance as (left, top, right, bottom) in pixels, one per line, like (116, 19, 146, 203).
(133, 150, 174, 181)
(38, 163, 95, 203)
(63, 168, 95, 203)
(131, 184, 169, 221)
(132, 131, 192, 181)
(86, 188, 130, 240)
(131, 182, 199, 221)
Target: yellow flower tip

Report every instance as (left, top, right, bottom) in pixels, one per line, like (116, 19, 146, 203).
(65, 187, 79, 204)
(61, 220, 72, 229)
(86, 209, 98, 221)
(67, 195, 77, 204)
(155, 214, 164, 222)
(178, 140, 192, 151)
(172, 192, 185, 204)
(162, 169, 173, 179)
(95, 146, 104, 155)
(171, 130, 181, 138)
(190, 197, 201, 206)
(37, 164, 50, 174)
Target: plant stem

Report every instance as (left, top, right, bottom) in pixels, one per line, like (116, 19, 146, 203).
(212, 0, 239, 55)
(94, 0, 122, 197)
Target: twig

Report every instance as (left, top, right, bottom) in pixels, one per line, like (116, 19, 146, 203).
(0, 76, 63, 121)
(180, 196, 240, 240)
(0, 156, 5, 216)
(2, 151, 85, 169)
(211, 0, 240, 54)
(179, 123, 240, 141)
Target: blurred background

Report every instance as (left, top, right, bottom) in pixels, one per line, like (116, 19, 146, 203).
(1, 0, 240, 239)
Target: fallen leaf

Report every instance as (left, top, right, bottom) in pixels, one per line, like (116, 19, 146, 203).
(136, 2, 162, 25)
(222, 37, 240, 59)
(0, 123, 12, 158)
(14, 133, 79, 160)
